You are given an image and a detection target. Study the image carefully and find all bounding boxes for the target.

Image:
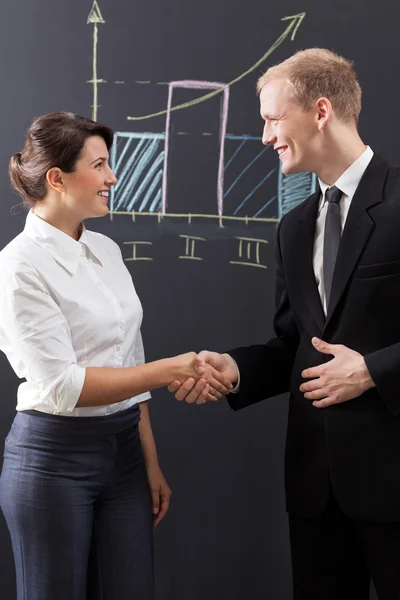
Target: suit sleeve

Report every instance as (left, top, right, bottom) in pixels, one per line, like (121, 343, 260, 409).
(364, 344, 400, 416)
(226, 218, 299, 411)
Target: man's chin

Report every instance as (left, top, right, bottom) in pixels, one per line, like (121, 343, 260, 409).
(281, 161, 303, 175)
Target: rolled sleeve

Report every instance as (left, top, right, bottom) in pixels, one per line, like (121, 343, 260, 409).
(39, 363, 86, 413)
(0, 264, 86, 413)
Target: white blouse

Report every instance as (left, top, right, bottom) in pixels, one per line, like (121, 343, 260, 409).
(0, 210, 150, 416)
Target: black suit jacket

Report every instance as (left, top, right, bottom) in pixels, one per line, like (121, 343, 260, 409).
(227, 154, 400, 521)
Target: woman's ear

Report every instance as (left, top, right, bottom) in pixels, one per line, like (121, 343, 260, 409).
(46, 168, 65, 194)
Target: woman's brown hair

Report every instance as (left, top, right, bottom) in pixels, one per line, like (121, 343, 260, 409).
(9, 112, 114, 207)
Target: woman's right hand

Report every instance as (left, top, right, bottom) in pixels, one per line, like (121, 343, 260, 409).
(169, 352, 233, 401)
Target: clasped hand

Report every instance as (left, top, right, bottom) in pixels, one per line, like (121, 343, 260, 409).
(168, 351, 239, 405)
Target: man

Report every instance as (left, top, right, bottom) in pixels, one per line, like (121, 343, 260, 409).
(169, 49, 400, 599)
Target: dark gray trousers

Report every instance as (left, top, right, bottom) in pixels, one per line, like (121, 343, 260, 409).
(0, 405, 154, 600)
(289, 489, 400, 600)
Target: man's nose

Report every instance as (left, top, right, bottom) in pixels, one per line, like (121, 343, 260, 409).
(262, 124, 276, 146)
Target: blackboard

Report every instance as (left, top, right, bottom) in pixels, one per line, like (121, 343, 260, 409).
(0, 1, 392, 598)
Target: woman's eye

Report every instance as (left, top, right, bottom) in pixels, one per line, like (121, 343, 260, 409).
(95, 162, 102, 169)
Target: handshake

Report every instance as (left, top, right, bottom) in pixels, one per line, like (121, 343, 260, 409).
(167, 351, 239, 405)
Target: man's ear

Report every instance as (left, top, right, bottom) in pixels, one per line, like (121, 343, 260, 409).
(315, 97, 332, 131)
(46, 168, 65, 194)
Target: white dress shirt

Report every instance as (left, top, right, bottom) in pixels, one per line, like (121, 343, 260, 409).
(313, 146, 374, 314)
(0, 211, 150, 416)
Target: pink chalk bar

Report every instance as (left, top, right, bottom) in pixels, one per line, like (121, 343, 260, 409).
(162, 80, 230, 216)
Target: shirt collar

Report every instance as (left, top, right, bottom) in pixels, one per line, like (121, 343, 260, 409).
(24, 211, 103, 275)
(318, 146, 374, 205)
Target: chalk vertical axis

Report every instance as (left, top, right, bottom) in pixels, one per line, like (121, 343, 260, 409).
(87, 1, 106, 121)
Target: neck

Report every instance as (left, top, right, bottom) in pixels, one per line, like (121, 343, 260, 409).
(33, 200, 82, 241)
(313, 125, 367, 186)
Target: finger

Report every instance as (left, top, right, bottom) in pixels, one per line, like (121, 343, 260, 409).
(151, 489, 160, 518)
(207, 382, 228, 399)
(299, 379, 321, 393)
(195, 384, 210, 405)
(204, 367, 232, 394)
(208, 389, 224, 399)
(304, 389, 328, 400)
(301, 366, 323, 379)
(312, 397, 336, 408)
(312, 337, 338, 355)
(207, 373, 231, 395)
(199, 388, 218, 402)
(168, 380, 182, 393)
(175, 378, 197, 401)
(192, 355, 206, 376)
(153, 493, 171, 527)
(154, 491, 172, 527)
(185, 380, 208, 404)
(210, 368, 233, 392)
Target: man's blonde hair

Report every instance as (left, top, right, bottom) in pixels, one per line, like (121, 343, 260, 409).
(257, 48, 362, 124)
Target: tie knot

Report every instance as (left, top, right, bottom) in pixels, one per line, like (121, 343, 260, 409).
(325, 185, 342, 205)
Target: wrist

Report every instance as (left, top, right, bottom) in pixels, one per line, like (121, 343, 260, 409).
(144, 456, 160, 470)
(167, 352, 196, 382)
(157, 356, 182, 386)
(361, 358, 375, 391)
(222, 353, 239, 385)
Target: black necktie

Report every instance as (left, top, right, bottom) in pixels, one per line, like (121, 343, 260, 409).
(323, 185, 342, 309)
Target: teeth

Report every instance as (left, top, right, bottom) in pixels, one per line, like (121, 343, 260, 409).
(98, 191, 109, 197)
(277, 147, 287, 156)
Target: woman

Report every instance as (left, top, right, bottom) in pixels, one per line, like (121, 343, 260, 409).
(0, 112, 231, 600)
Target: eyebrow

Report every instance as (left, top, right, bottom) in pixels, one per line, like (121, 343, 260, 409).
(261, 113, 281, 121)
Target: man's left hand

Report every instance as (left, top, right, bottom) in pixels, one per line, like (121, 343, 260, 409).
(300, 337, 375, 408)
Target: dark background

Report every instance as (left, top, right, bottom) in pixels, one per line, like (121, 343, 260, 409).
(0, 1, 394, 598)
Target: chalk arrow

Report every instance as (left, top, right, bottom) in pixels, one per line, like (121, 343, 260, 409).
(127, 12, 306, 121)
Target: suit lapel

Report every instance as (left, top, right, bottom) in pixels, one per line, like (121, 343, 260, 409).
(324, 154, 389, 327)
(292, 189, 326, 332)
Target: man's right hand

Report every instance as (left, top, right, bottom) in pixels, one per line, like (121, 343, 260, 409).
(168, 351, 239, 404)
